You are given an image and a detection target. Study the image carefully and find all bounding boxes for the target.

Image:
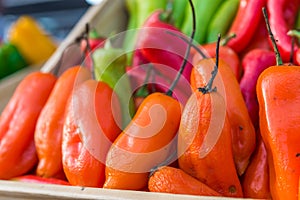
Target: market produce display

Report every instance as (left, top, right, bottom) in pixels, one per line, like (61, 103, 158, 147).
(0, 0, 300, 199)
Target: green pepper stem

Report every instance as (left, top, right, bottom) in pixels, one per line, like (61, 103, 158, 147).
(198, 34, 221, 94)
(220, 33, 236, 46)
(166, 0, 196, 97)
(262, 7, 283, 66)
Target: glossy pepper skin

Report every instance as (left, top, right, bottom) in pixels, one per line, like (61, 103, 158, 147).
(257, 65, 300, 200)
(239, 49, 276, 130)
(242, 133, 271, 199)
(104, 92, 181, 190)
(0, 72, 56, 179)
(62, 79, 121, 187)
(8, 15, 57, 65)
(267, 0, 299, 63)
(34, 66, 91, 178)
(136, 10, 193, 83)
(227, 0, 266, 53)
(0, 43, 27, 79)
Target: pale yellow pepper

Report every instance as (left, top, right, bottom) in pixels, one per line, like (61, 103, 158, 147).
(8, 15, 57, 65)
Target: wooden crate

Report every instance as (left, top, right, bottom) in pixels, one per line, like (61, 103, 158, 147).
(0, 0, 260, 199)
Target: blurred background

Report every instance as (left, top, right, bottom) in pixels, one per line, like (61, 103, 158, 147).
(0, 0, 93, 42)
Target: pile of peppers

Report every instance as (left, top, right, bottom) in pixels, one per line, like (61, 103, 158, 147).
(0, 0, 300, 199)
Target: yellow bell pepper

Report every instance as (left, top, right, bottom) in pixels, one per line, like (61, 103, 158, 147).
(8, 15, 57, 65)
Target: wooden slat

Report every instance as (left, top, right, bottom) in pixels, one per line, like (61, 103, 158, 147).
(0, 180, 242, 200)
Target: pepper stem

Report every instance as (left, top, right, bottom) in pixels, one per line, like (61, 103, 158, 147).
(220, 33, 236, 46)
(166, 0, 196, 97)
(262, 7, 283, 66)
(198, 34, 221, 94)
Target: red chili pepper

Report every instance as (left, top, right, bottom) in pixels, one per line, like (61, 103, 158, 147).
(12, 175, 70, 185)
(239, 49, 276, 130)
(0, 72, 56, 179)
(227, 0, 266, 53)
(135, 10, 193, 84)
(266, 0, 299, 63)
(239, 17, 272, 59)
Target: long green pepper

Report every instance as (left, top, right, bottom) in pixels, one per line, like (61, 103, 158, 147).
(205, 0, 239, 43)
(180, 0, 223, 44)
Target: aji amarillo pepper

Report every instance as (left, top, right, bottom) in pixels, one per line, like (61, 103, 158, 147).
(148, 166, 221, 196)
(103, 92, 181, 190)
(178, 90, 243, 197)
(62, 79, 122, 187)
(103, 0, 196, 190)
(190, 57, 256, 176)
(0, 72, 56, 179)
(242, 133, 271, 199)
(255, 8, 300, 200)
(34, 66, 91, 179)
(226, 0, 266, 53)
(178, 39, 243, 197)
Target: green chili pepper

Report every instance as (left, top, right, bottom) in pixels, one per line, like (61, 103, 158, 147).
(93, 41, 135, 129)
(0, 43, 27, 79)
(181, 0, 223, 44)
(170, 0, 188, 29)
(205, 0, 239, 43)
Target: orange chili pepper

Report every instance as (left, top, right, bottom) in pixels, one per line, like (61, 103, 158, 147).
(0, 72, 56, 179)
(190, 58, 256, 176)
(242, 132, 271, 199)
(148, 166, 221, 196)
(34, 66, 91, 179)
(257, 65, 300, 200)
(178, 87, 243, 197)
(103, 92, 182, 190)
(256, 8, 300, 200)
(62, 79, 122, 187)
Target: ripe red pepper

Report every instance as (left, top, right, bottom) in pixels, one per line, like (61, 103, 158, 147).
(0, 72, 56, 179)
(135, 10, 193, 84)
(266, 0, 299, 63)
(239, 49, 276, 130)
(227, 0, 266, 53)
